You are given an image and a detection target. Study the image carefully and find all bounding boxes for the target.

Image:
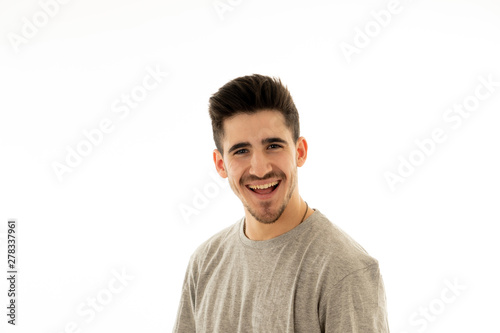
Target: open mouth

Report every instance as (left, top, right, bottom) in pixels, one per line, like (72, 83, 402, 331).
(246, 180, 281, 196)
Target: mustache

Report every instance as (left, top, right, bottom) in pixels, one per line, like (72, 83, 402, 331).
(240, 171, 286, 185)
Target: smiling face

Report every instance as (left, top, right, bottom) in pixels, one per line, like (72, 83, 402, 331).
(213, 110, 307, 224)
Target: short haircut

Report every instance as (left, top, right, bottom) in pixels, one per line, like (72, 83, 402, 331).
(208, 74, 300, 155)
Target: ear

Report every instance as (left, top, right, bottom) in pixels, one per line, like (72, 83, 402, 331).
(213, 149, 228, 178)
(296, 137, 308, 167)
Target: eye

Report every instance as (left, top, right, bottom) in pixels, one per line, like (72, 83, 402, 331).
(234, 149, 248, 155)
(268, 144, 282, 150)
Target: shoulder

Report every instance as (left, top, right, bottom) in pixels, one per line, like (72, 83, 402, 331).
(305, 210, 379, 284)
(188, 219, 241, 269)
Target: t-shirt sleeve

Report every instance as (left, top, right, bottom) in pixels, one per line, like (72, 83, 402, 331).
(319, 263, 390, 333)
(172, 257, 197, 333)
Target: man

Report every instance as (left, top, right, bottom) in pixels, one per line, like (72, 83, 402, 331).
(173, 74, 389, 332)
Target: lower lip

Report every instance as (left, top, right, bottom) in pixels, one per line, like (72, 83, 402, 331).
(246, 181, 281, 200)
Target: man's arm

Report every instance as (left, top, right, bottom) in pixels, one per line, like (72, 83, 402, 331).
(172, 259, 197, 333)
(319, 263, 390, 333)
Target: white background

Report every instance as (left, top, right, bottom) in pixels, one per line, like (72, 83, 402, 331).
(1, 0, 499, 332)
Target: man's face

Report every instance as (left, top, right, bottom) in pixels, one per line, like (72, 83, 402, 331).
(213, 110, 306, 224)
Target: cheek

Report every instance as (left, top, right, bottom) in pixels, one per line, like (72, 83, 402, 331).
(275, 155, 295, 172)
(226, 159, 244, 182)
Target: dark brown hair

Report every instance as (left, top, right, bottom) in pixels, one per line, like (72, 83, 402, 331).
(208, 74, 300, 155)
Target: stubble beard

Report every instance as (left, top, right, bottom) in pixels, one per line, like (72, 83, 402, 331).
(239, 169, 298, 225)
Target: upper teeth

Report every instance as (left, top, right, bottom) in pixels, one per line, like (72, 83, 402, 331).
(248, 181, 279, 190)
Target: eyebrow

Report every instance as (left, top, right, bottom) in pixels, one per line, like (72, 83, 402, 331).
(227, 137, 288, 154)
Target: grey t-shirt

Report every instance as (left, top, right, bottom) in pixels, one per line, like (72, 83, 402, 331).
(173, 209, 389, 332)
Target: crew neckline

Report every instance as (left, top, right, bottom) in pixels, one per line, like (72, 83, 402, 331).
(238, 209, 320, 249)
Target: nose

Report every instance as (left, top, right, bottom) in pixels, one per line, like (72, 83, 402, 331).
(249, 150, 272, 178)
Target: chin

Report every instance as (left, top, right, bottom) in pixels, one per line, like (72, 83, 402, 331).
(247, 201, 287, 224)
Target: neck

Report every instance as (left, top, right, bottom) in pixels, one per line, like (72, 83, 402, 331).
(244, 195, 312, 241)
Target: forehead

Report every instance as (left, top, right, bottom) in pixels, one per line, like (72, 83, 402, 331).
(222, 110, 291, 147)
